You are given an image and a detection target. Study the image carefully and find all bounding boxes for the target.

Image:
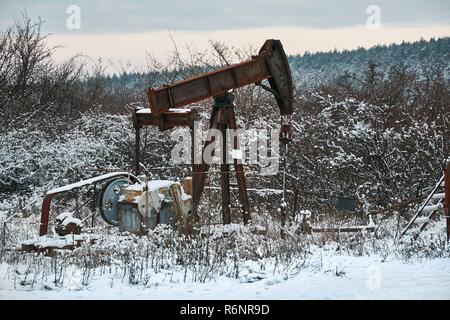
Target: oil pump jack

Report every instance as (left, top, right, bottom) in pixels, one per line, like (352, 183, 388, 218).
(37, 39, 293, 238)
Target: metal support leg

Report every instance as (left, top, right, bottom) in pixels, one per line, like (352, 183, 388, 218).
(228, 107, 251, 224)
(192, 107, 218, 215)
(192, 93, 251, 225)
(219, 123, 231, 224)
(134, 126, 141, 176)
(190, 122, 196, 214)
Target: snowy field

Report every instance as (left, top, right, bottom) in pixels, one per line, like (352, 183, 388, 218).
(0, 90, 448, 301)
(1, 214, 449, 300)
(1, 252, 449, 300)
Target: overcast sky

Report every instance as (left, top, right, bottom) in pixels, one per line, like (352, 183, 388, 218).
(1, 0, 449, 32)
(0, 0, 448, 70)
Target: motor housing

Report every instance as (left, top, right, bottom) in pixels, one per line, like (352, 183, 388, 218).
(98, 179, 193, 234)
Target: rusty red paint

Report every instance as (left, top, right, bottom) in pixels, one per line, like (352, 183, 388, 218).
(39, 193, 54, 236)
(228, 106, 250, 223)
(147, 56, 271, 115)
(39, 172, 139, 236)
(147, 39, 293, 118)
(134, 109, 199, 130)
(136, 40, 293, 225)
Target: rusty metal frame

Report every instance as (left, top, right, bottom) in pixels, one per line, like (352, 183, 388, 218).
(147, 56, 270, 115)
(192, 93, 250, 224)
(146, 39, 293, 141)
(39, 172, 139, 236)
(135, 39, 293, 225)
(133, 108, 199, 130)
(39, 38, 294, 237)
(132, 108, 199, 175)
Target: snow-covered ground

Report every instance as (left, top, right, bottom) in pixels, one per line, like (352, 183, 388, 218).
(1, 216, 449, 300)
(1, 253, 448, 300)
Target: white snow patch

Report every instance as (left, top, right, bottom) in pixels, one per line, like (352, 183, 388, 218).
(48, 172, 134, 194)
(1, 255, 449, 300)
(136, 108, 191, 114)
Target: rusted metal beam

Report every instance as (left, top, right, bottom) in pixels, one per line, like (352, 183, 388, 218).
(228, 106, 250, 224)
(192, 107, 218, 215)
(147, 56, 270, 114)
(39, 193, 53, 237)
(147, 39, 293, 117)
(134, 108, 198, 131)
(219, 123, 231, 224)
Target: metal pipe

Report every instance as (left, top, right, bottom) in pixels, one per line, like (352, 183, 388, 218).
(445, 161, 450, 241)
(219, 122, 231, 224)
(228, 106, 250, 224)
(38, 172, 139, 236)
(134, 126, 141, 176)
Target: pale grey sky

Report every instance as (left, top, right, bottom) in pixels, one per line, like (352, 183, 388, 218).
(0, 0, 448, 69)
(1, 0, 449, 32)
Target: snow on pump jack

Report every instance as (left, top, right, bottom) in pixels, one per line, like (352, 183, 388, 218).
(36, 39, 294, 239)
